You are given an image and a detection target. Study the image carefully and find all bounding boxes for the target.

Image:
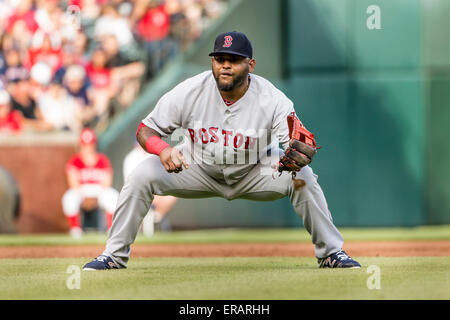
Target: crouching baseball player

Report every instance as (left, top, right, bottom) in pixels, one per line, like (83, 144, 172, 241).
(83, 31, 361, 270)
(63, 128, 119, 238)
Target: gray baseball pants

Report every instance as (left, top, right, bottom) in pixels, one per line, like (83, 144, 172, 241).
(103, 153, 344, 268)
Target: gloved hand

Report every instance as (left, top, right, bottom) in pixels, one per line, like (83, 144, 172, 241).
(278, 112, 318, 173)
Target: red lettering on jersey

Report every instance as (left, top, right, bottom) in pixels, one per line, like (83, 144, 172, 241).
(79, 168, 104, 183)
(223, 35, 233, 48)
(222, 130, 232, 146)
(209, 127, 219, 143)
(188, 128, 198, 143)
(245, 136, 257, 150)
(234, 133, 244, 148)
(199, 128, 209, 144)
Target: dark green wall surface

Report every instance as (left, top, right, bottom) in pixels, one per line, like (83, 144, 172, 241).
(284, 0, 434, 226)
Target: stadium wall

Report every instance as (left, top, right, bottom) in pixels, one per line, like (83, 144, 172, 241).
(0, 134, 77, 233)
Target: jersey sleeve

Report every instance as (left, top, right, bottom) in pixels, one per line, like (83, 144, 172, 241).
(141, 90, 182, 138)
(98, 154, 113, 173)
(272, 96, 295, 151)
(65, 155, 79, 173)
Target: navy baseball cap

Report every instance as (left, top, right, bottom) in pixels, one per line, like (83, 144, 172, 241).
(209, 31, 253, 59)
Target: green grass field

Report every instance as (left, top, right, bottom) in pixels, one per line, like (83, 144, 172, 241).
(0, 226, 449, 300)
(1, 257, 449, 300)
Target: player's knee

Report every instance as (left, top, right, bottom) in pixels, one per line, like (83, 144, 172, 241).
(287, 166, 315, 190)
(127, 168, 166, 199)
(62, 189, 82, 216)
(98, 188, 119, 212)
(297, 166, 318, 186)
(128, 168, 159, 187)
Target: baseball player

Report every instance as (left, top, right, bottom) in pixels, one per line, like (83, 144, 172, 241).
(62, 128, 119, 238)
(83, 31, 360, 269)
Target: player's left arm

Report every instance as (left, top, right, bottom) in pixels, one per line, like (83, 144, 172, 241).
(271, 98, 295, 151)
(272, 98, 318, 172)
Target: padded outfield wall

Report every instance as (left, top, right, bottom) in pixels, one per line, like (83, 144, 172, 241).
(283, 0, 450, 226)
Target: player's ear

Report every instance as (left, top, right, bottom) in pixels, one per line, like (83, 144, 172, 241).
(248, 58, 256, 72)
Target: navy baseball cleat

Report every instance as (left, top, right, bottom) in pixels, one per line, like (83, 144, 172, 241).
(83, 255, 120, 271)
(318, 250, 361, 268)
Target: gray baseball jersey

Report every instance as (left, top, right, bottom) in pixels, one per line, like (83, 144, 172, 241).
(142, 71, 293, 184)
(102, 71, 344, 267)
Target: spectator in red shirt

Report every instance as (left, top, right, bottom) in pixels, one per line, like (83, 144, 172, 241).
(25, 32, 63, 75)
(85, 46, 111, 90)
(133, 0, 176, 78)
(84, 46, 114, 126)
(6, 0, 39, 34)
(0, 90, 23, 134)
(62, 128, 119, 238)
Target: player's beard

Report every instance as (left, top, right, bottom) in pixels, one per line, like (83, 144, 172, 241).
(213, 66, 249, 92)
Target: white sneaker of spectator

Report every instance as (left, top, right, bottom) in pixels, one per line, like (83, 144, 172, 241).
(70, 226, 83, 239)
(142, 210, 154, 237)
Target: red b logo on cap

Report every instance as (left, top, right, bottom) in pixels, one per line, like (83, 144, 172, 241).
(223, 35, 233, 48)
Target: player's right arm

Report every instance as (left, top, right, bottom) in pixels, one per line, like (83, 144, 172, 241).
(136, 124, 188, 173)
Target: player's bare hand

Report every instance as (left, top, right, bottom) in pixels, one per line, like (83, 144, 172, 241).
(160, 146, 189, 173)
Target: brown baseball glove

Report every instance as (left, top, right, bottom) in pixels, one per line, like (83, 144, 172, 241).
(278, 112, 318, 173)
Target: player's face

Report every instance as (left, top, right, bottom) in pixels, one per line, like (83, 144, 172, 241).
(80, 143, 97, 154)
(211, 54, 255, 92)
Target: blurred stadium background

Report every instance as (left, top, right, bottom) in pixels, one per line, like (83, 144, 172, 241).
(0, 0, 449, 234)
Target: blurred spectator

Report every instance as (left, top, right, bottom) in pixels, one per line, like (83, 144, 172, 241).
(0, 1, 15, 32)
(76, 0, 101, 22)
(8, 76, 52, 132)
(0, 48, 29, 85)
(54, 44, 86, 85)
(133, 0, 175, 77)
(72, 30, 90, 62)
(62, 128, 119, 238)
(6, 0, 37, 54)
(165, 0, 189, 49)
(5, 0, 38, 35)
(37, 83, 82, 132)
(0, 0, 229, 136)
(102, 34, 145, 109)
(0, 90, 22, 134)
(86, 46, 112, 90)
(31, 62, 83, 132)
(0, 33, 15, 57)
(183, 0, 203, 41)
(25, 32, 63, 75)
(62, 64, 97, 128)
(85, 46, 114, 126)
(34, 0, 62, 33)
(94, 3, 134, 48)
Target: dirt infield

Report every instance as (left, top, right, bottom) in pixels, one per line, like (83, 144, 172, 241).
(1, 241, 449, 258)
